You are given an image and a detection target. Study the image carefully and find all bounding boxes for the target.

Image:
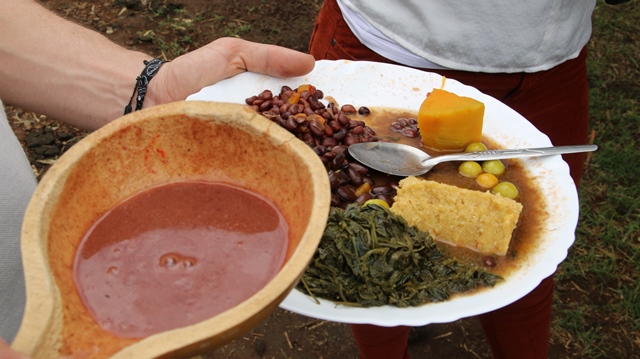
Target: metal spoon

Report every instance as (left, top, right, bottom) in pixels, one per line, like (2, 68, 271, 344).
(348, 142, 598, 177)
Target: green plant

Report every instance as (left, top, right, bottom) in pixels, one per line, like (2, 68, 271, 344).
(551, 1, 640, 357)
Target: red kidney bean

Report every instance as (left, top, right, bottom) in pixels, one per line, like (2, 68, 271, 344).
(337, 113, 350, 126)
(289, 104, 301, 114)
(309, 121, 325, 137)
(324, 125, 334, 137)
(308, 97, 325, 111)
(338, 171, 350, 186)
(322, 151, 336, 162)
(322, 137, 338, 148)
(258, 89, 273, 100)
(259, 100, 272, 112)
(343, 135, 358, 147)
(373, 193, 394, 206)
(349, 121, 366, 130)
(300, 90, 311, 100)
(341, 104, 357, 114)
(348, 162, 369, 175)
(332, 128, 348, 141)
(356, 192, 373, 205)
(331, 145, 348, 155)
(328, 120, 342, 132)
(401, 128, 419, 138)
(337, 186, 357, 202)
(279, 103, 291, 113)
(331, 152, 347, 170)
(300, 133, 314, 146)
(280, 92, 292, 102)
(358, 106, 371, 116)
(328, 171, 342, 190)
(362, 175, 374, 185)
(351, 125, 365, 135)
(245, 95, 258, 105)
(313, 145, 327, 156)
(483, 257, 497, 268)
(347, 167, 364, 186)
(320, 156, 330, 168)
(285, 117, 297, 131)
(266, 107, 280, 116)
(326, 102, 337, 115)
(330, 193, 342, 207)
(371, 185, 395, 195)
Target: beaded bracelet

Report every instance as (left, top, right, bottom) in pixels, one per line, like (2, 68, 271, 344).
(123, 58, 166, 115)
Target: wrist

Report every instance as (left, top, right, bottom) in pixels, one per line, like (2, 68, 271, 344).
(141, 60, 185, 109)
(124, 58, 168, 114)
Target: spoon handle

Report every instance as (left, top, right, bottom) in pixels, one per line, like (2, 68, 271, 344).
(428, 144, 599, 165)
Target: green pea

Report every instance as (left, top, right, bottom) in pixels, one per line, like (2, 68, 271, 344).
(492, 182, 519, 199)
(458, 161, 483, 178)
(482, 160, 505, 176)
(464, 142, 488, 152)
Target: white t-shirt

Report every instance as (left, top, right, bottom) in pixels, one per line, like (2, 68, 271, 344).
(338, 0, 596, 73)
(0, 100, 36, 343)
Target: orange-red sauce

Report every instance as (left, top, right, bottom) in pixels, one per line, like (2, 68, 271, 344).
(74, 181, 288, 338)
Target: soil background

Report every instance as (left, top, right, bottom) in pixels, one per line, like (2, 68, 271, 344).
(5, 1, 596, 358)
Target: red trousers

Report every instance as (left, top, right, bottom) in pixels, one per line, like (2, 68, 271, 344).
(310, 1, 589, 358)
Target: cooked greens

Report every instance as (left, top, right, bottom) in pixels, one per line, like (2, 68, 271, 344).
(297, 204, 501, 307)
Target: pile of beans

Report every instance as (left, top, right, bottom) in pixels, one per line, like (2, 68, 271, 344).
(390, 117, 420, 138)
(245, 84, 398, 208)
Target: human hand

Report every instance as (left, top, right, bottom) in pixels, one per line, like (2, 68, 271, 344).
(0, 338, 29, 359)
(146, 37, 316, 107)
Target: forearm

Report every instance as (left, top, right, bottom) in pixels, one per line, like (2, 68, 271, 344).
(0, 1, 316, 130)
(0, 0, 149, 130)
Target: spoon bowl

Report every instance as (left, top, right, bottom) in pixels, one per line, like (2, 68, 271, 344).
(348, 142, 598, 177)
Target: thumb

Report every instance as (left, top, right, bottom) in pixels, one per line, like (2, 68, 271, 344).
(147, 37, 315, 106)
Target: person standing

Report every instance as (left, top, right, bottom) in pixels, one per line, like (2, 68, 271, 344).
(308, 1, 595, 358)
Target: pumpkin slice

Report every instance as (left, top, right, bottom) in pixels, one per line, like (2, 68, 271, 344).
(417, 89, 485, 152)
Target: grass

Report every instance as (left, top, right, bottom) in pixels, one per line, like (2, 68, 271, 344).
(136, 4, 198, 58)
(551, 0, 640, 357)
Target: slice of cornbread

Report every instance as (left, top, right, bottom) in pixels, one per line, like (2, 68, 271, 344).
(390, 176, 523, 256)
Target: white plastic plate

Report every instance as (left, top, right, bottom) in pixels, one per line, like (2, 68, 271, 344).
(188, 60, 578, 326)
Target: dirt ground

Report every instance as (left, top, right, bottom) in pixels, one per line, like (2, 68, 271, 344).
(5, 1, 588, 358)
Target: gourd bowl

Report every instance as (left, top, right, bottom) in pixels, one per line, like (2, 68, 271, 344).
(12, 101, 331, 358)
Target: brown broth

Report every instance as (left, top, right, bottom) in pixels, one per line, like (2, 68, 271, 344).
(74, 181, 289, 338)
(363, 108, 546, 276)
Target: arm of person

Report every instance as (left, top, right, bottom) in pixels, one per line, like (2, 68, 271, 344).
(0, 0, 315, 131)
